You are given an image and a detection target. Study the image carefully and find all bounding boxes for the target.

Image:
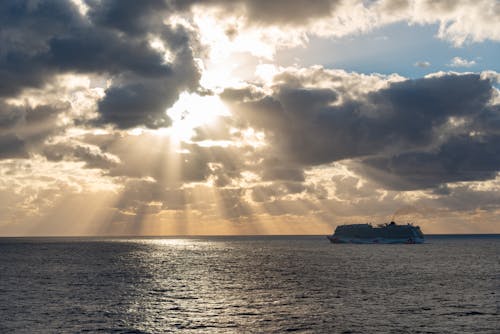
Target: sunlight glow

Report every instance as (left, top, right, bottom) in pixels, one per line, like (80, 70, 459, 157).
(166, 92, 229, 141)
(148, 37, 173, 63)
(255, 64, 279, 84)
(193, 10, 275, 60)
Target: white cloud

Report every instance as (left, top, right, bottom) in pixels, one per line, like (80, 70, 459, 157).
(414, 61, 431, 68)
(448, 56, 476, 67)
(188, 0, 500, 58)
(1, 0, 499, 235)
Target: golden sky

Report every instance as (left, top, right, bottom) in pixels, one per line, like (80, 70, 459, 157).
(0, 0, 499, 235)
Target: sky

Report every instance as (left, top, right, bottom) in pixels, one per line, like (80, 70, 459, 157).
(0, 0, 499, 236)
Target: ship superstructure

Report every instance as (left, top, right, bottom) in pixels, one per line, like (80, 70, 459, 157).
(327, 221, 424, 244)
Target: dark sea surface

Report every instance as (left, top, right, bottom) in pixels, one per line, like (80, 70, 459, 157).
(0, 235, 498, 333)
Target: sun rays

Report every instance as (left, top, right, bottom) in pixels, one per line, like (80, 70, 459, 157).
(166, 92, 230, 142)
(1, 1, 499, 236)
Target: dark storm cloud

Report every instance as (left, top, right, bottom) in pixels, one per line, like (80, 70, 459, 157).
(240, 0, 340, 25)
(0, 102, 24, 129)
(96, 25, 201, 129)
(85, 0, 169, 35)
(24, 102, 68, 127)
(172, 0, 341, 25)
(261, 158, 305, 182)
(42, 142, 120, 169)
(0, 134, 28, 159)
(47, 32, 171, 76)
(223, 72, 499, 189)
(362, 134, 500, 190)
(471, 104, 500, 134)
(0, 0, 200, 129)
(0, 100, 69, 159)
(220, 86, 265, 103)
(97, 79, 174, 129)
(432, 184, 500, 212)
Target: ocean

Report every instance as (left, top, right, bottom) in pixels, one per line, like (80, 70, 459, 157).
(0, 235, 498, 333)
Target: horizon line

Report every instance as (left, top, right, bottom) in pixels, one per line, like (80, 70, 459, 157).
(0, 233, 499, 238)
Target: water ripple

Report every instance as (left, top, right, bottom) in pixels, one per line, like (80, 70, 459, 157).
(0, 236, 498, 333)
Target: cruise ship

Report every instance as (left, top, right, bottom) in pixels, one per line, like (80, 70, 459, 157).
(327, 221, 424, 244)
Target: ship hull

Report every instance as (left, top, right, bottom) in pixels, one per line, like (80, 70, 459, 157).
(327, 235, 424, 244)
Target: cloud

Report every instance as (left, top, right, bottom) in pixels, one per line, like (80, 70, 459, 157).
(181, 0, 500, 54)
(172, 0, 342, 26)
(2, 64, 497, 229)
(0, 99, 70, 158)
(85, 0, 169, 35)
(375, 0, 500, 46)
(0, 1, 499, 233)
(432, 181, 500, 213)
(251, 181, 306, 203)
(361, 134, 500, 190)
(0, 134, 28, 159)
(414, 61, 431, 68)
(96, 79, 174, 129)
(42, 142, 120, 169)
(1, 0, 495, 135)
(0, 101, 25, 129)
(223, 68, 498, 189)
(31, 67, 498, 226)
(448, 56, 476, 68)
(0, 0, 201, 129)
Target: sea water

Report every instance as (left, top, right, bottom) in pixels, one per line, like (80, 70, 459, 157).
(0, 235, 498, 333)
